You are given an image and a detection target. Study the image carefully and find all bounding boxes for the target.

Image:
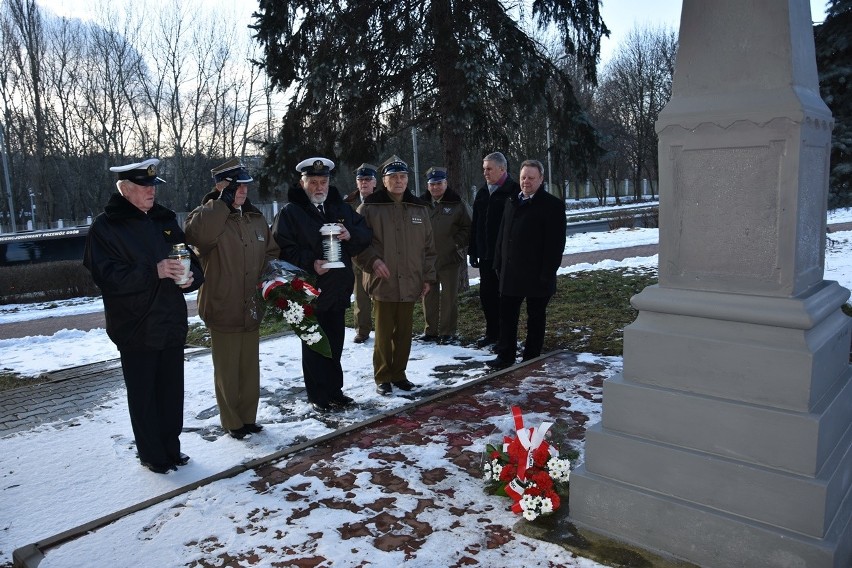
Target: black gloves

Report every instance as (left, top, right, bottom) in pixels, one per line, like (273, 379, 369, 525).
(219, 180, 238, 208)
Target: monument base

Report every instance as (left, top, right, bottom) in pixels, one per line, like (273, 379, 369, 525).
(569, 284, 852, 568)
(570, 458, 852, 568)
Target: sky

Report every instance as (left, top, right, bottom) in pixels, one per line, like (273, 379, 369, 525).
(2, 206, 852, 565)
(33, 0, 830, 68)
(597, 0, 829, 63)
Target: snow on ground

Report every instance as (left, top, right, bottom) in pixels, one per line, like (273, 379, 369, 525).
(2, 205, 852, 565)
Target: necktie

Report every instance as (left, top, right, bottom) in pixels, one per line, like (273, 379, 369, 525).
(317, 204, 324, 217)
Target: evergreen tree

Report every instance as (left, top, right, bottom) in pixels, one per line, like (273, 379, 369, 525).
(252, 0, 608, 191)
(815, 0, 852, 206)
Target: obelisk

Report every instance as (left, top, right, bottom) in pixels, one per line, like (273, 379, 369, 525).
(569, 1, 852, 566)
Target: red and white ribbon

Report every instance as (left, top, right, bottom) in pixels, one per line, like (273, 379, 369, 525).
(260, 277, 288, 299)
(506, 406, 553, 481)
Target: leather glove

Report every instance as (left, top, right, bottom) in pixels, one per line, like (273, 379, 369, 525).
(219, 180, 238, 208)
(469, 256, 479, 268)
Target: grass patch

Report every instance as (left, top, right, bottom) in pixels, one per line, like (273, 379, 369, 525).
(185, 317, 295, 349)
(0, 370, 52, 391)
(350, 266, 658, 357)
(184, 267, 658, 355)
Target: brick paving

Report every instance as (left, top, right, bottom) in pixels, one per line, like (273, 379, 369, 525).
(0, 362, 124, 435)
(23, 351, 630, 567)
(240, 351, 607, 563)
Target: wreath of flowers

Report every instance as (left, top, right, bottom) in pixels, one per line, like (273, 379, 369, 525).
(258, 259, 331, 358)
(483, 406, 571, 521)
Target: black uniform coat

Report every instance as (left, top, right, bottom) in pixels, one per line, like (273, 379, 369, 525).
(469, 176, 520, 265)
(271, 185, 371, 313)
(83, 193, 204, 351)
(493, 188, 566, 298)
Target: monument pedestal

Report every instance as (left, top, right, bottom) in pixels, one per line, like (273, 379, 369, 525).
(569, 2, 852, 566)
(571, 284, 852, 567)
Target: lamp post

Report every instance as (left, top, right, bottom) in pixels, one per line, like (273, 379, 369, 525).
(28, 189, 35, 230)
(0, 120, 15, 232)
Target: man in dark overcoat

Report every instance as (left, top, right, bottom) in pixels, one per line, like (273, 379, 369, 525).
(84, 158, 204, 473)
(271, 157, 371, 412)
(469, 151, 520, 349)
(488, 159, 566, 369)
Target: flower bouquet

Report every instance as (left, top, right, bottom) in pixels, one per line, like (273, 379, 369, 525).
(258, 259, 331, 358)
(483, 406, 572, 521)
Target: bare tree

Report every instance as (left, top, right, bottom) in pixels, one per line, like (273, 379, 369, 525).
(594, 25, 677, 200)
(3, 0, 52, 224)
(0, 0, 276, 222)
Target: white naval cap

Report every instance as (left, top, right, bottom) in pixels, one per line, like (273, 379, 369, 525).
(109, 158, 166, 186)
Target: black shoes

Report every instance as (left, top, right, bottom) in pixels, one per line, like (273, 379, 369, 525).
(486, 356, 514, 370)
(353, 333, 369, 343)
(229, 426, 250, 439)
(329, 394, 356, 409)
(375, 380, 415, 395)
(439, 335, 458, 345)
(417, 334, 439, 342)
(475, 336, 498, 348)
(229, 423, 263, 438)
(392, 379, 417, 391)
(173, 452, 190, 467)
(141, 461, 176, 474)
(312, 393, 356, 412)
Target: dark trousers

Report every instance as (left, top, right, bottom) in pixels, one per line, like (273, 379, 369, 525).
(302, 308, 346, 405)
(119, 347, 185, 467)
(495, 295, 551, 362)
(478, 263, 500, 339)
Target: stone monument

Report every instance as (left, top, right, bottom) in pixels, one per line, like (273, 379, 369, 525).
(569, 1, 852, 566)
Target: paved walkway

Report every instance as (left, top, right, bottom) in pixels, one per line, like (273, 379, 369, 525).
(9, 352, 681, 568)
(0, 360, 123, 434)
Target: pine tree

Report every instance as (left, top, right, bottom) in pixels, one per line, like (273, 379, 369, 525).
(815, 0, 852, 206)
(252, 0, 608, 190)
